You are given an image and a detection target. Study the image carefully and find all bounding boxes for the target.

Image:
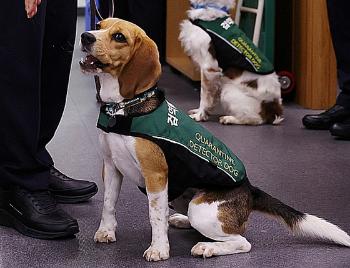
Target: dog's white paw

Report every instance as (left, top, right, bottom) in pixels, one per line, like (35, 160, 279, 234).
(188, 110, 208, 122)
(169, 213, 192, 229)
(191, 242, 215, 258)
(94, 228, 116, 243)
(219, 116, 235, 125)
(143, 244, 170, 262)
(272, 115, 284, 125)
(188, 108, 199, 115)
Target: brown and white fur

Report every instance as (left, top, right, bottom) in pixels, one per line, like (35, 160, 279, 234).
(180, 0, 283, 125)
(80, 18, 350, 262)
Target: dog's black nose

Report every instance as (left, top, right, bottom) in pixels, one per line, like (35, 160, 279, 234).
(81, 32, 96, 46)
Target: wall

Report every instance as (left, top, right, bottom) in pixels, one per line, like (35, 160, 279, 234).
(78, 0, 85, 8)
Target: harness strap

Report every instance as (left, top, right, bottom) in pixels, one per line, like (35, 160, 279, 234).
(89, 0, 115, 103)
(90, 0, 115, 22)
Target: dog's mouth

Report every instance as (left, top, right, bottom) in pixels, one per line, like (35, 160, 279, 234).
(79, 54, 109, 73)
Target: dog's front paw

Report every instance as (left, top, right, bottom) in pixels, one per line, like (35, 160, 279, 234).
(188, 109, 208, 122)
(94, 228, 116, 243)
(191, 242, 215, 258)
(188, 108, 199, 115)
(143, 244, 170, 262)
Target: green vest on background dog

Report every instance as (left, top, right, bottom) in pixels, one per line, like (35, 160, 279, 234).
(192, 16, 274, 74)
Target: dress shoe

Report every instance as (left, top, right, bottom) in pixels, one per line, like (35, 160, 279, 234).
(330, 119, 350, 139)
(302, 104, 350, 130)
(0, 187, 79, 239)
(49, 167, 98, 204)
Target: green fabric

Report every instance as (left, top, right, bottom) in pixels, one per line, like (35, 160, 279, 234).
(196, 16, 274, 74)
(98, 110, 110, 128)
(130, 101, 246, 183)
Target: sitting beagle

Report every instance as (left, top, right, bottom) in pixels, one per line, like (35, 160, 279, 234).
(80, 18, 350, 261)
(179, 0, 283, 125)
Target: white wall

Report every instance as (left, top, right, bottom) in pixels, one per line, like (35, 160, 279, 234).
(78, 0, 86, 8)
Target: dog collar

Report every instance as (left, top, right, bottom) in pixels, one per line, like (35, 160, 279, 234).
(191, 3, 229, 13)
(103, 86, 161, 117)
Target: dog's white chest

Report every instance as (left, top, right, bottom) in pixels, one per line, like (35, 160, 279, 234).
(99, 132, 145, 188)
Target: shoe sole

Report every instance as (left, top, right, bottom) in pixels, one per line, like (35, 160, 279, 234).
(330, 131, 350, 140)
(0, 208, 79, 240)
(302, 119, 332, 130)
(303, 123, 331, 130)
(53, 187, 98, 204)
(304, 125, 330, 130)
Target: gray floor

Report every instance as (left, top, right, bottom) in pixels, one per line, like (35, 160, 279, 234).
(1, 17, 350, 268)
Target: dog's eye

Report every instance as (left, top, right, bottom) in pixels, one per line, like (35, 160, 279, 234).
(112, 33, 127, 43)
(95, 23, 101, 30)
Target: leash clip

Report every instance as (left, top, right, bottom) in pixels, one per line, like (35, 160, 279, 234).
(105, 103, 121, 117)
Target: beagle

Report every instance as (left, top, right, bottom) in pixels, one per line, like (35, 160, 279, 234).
(80, 18, 350, 261)
(179, 0, 284, 125)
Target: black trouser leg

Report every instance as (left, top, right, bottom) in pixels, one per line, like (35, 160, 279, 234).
(0, 1, 76, 190)
(0, 1, 49, 190)
(327, 0, 350, 108)
(37, 0, 77, 163)
(113, 0, 166, 62)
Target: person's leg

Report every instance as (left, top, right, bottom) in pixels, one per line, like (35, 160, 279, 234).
(126, 0, 166, 63)
(38, 0, 77, 158)
(100, 0, 129, 20)
(114, 0, 129, 19)
(327, 0, 350, 108)
(327, 0, 350, 139)
(302, 0, 350, 131)
(102, 0, 166, 61)
(39, 0, 98, 203)
(0, 0, 50, 190)
(0, 1, 79, 239)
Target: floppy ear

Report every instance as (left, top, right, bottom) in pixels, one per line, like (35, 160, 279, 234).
(118, 36, 162, 99)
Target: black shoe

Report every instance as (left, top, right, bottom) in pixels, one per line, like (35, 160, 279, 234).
(302, 104, 350, 130)
(49, 167, 98, 204)
(330, 119, 350, 139)
(0, 187, 79, 239)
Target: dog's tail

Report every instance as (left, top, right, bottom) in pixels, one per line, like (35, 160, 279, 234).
(250, 186, 350, 247)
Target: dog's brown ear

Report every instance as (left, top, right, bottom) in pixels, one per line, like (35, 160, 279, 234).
(118, 36, 161, 99)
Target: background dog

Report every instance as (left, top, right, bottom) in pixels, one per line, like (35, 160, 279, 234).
(180, 0, 283, 125)
(80, 18, 350, 262)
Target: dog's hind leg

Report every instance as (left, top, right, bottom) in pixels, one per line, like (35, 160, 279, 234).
(188, 188, 252, 258)
(94, 158, 123, 243)
(191, 236, 251, 257)
(169, 213, 192, 229)
(219, 115, 263, 125)
(219, 83, 264, 125)
(168, 188, 197, 229)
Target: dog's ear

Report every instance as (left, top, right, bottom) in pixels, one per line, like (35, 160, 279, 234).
(118, 35, 161, 99)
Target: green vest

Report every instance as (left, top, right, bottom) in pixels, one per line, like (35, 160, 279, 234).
(193, 16, 274, 74)
(98, 96, 246, 199)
